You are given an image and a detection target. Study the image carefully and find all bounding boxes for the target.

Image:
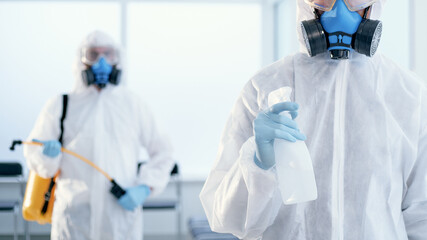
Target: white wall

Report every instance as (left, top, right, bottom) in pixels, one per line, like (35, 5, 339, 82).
(379, 0, 410, 69)
(414, 0, 427, 80)
(276, 0, 299, 59)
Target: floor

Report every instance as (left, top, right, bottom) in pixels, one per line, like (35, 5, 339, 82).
(0, 235, 191, 240)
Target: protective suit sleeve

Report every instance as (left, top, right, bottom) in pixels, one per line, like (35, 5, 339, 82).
(136, 101, 174, 196)
(199, 80, 283, 240)
(402, 89, 427, 240)
(23, 96, 63, 178)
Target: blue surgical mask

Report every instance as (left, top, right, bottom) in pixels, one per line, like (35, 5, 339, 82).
(91, 57, 113, 87)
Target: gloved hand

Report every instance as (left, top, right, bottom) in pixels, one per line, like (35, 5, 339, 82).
(118, 185, 151, 211)
(253, 102, 306, 169)
(32, 139, 62, 158)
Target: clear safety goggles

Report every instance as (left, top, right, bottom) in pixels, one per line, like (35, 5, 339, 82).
(304, 0, 377, 12)
(81, 46, 119, 65)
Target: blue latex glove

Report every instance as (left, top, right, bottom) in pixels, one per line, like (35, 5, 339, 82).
(32, 139, 62, 158)
(253, 102, 306, 169)
(118, 185, 151, 211)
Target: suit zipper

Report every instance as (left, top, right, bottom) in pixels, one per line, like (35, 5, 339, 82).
(333, 63, 347, 240)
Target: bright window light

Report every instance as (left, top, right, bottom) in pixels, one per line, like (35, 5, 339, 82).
(127, 2, 262, 178)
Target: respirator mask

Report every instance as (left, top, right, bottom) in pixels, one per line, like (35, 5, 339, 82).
(301, 0, 382, 60)
(81, 46, 122, 88)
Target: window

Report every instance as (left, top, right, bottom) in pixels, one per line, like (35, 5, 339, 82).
(0, 1, 261, 178)
(127, 2, 262, 177)
(380, 0, 410, 68)
(275, 0, 299, 59)
(0, 2, 120, 162)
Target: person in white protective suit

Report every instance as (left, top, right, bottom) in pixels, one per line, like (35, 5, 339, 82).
(200, 0, 427, 239)
(24, 31, 175, 240)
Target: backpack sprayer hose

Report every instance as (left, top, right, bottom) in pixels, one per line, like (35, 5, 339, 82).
(10, 140, 126, 199)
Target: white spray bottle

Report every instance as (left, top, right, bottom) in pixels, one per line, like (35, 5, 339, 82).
(268, 87, 317, 205)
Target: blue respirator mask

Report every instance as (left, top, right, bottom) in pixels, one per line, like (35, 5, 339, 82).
(81, 47, 122, 88)
(301, 0, 382, 59)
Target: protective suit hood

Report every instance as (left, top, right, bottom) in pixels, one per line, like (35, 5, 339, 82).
(296, 0, 386, 54)
(72, 30, 126, 93)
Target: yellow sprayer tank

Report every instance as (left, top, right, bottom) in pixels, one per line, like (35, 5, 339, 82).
(22, 171, 58, 224)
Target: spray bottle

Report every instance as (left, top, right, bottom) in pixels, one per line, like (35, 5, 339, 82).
(268, 87, 317, 204)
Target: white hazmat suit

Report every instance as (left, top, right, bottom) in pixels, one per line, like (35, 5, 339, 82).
(24, 31, 174, 240)
(200, 1, 427, 239)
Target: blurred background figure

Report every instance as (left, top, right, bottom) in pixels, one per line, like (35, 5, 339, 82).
(23, 31, 175, 240)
